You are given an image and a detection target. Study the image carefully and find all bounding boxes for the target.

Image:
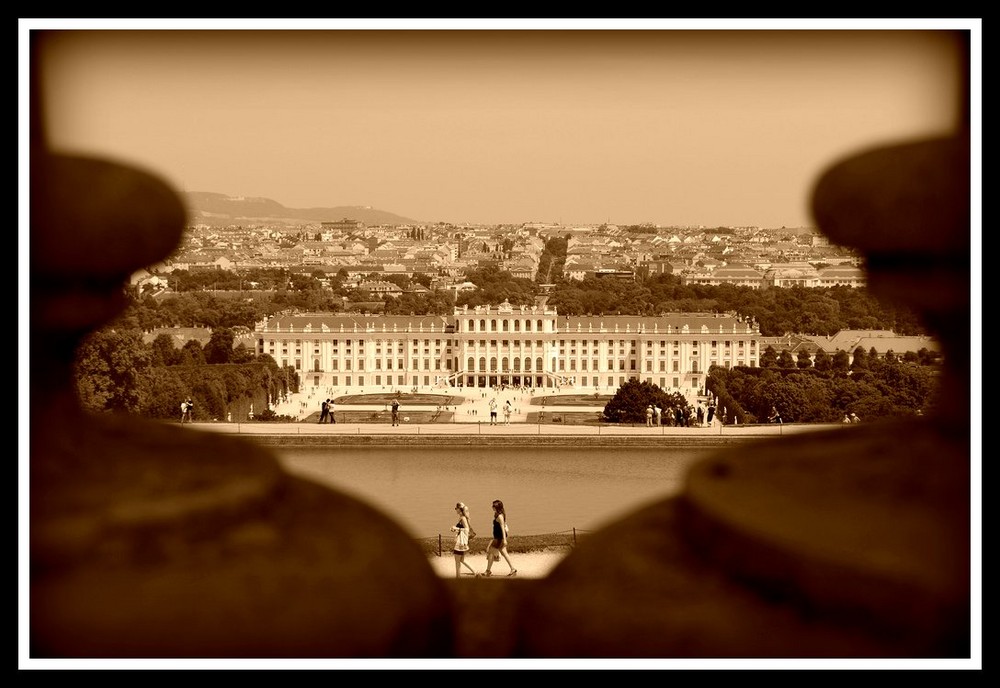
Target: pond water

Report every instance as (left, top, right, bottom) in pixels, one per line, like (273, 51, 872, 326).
(277, 445, 713, 539)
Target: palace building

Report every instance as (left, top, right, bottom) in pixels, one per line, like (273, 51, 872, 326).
(255, 301, 761, 396)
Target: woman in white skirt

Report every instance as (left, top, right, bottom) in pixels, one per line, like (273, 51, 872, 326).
(450, 502, 480, 578)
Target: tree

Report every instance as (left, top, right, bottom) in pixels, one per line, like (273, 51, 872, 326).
(204, 327, 235, 364)
(851, 346, 868, 372)
(813, 348, 832, 372)
(180, 339, 207, 366)
(603, 379, 688, 424)
(74, 328, 151, 413)
(149, 333, 180, 366)
(796, 349, 813, 369)
(831, 349, 850, 373)
(230, 342, 256, 364)
(777, 350, 795, 369)
(760, 345, 778, 368)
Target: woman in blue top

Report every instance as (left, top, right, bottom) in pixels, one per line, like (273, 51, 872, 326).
(483, 499, 517, 577)
(450, 502, 479, 578)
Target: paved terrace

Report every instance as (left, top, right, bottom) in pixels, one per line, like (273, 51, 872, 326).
(198, 418, 835, 442)
(201, 389, 837, 443)
(219, 389, 840, 444)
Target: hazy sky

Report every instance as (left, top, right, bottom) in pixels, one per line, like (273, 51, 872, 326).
(26, 20, 973, 228)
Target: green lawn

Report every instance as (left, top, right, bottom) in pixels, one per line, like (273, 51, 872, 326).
(524, 411, 608, 426)
(333, 392, 463, 406)
(529, 394, 613, 407)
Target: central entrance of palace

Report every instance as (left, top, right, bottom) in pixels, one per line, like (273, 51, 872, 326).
(460, 373, 551, 389)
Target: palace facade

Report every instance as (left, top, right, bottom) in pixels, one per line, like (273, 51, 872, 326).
(255, 302, 762, 396)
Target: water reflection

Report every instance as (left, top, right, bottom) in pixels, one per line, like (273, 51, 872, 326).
(278, 446, 711, 539)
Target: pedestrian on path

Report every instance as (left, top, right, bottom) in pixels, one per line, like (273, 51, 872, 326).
(484, 499, 517, 577)
(391, 399, 400, 426)
(646, 405, 653, 427)
(489, 398, 498, 425)
(319, 399, 329, 424)
(503, 400, 512, 425)
(451, 502, 479, 578)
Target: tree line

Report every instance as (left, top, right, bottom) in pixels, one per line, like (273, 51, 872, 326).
(141, 266, 925, 338)
(600, 344, 941, 426)
(705, 347, 940, 425)
(74, 326, 299, 423)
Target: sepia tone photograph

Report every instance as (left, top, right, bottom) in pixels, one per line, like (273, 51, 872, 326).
(20, 19, 980, 669)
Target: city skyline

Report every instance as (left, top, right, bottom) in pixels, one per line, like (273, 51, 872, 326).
(24, 20, 973, 230)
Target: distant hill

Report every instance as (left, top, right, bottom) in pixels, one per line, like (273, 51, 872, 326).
(183, 192, 420, 227)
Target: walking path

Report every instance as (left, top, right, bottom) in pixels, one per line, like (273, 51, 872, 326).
(426, 550, 566, 579)
(197, 419, 831, 439)
(205, 387, 832, 438)
(272, 386, 704, 425)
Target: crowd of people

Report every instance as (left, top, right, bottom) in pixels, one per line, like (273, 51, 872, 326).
(644, 402, 717, 427)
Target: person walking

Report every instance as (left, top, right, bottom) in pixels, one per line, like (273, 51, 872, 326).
(706, 402, 716, 425)
(319, 399, 329, 424)
(450, 502, 479, 578)
(391, 399, 400, 426)
(503, 400, 512, 425)
(653, 404, 662, 426)
(181, 397, 194, 423)
(645, 405, 653, 427)
(328, 399, 336, 424)
(489, 398, 498, 425)
(696, 404, 705, 426)
(483, 499, 517, 577)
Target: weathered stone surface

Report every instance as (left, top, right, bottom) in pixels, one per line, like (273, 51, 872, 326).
(29, 79, 455, 655)
(31, 413, 455, 658)
(515, 114, 972, 659)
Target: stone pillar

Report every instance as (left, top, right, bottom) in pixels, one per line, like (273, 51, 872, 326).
(28, 34, 452, 658)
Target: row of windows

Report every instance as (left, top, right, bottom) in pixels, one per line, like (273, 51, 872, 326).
(266, 338, 455, 348)
(553, 339, 752, 348)
(467, 357, 545, 372)
(323, 375, 441, 388)
(467, 319, 547, 333)
(323, 359, 451, 371)
(301, 357, 755, 374)
(458, 358, 751, 373)
(265, 337, 754, 347)
(265, 337, 755, 351)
